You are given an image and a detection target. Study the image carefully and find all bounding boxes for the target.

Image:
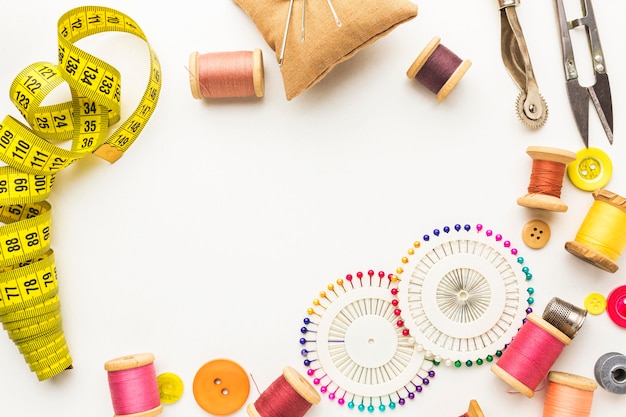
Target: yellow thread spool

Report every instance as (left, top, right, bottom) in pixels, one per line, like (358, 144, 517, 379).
(565, 189, 626, 273)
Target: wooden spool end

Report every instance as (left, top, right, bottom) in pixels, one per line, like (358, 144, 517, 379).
(282, 366, 321, 405)
(246, 402, 262, 417)
(593, 189, 626, 213)
(548, 371, 598, 392)
(467, 399, 485, 417)
(104, 352, 155, 372)
(517, 193, 568, 212)
(406, 36, 441, 79)
(188, 51, 202, 99)
(491, 363, 535, 398)
(114, 405, 163, 417)
(251, 48, 265, 98)
(526, 146, 576, 165)
(526, 313, 572, 346)
(564, 240, 618, 273)
(436, 59, 471, 102)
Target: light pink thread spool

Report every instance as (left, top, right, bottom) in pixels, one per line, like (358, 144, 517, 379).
(105, 353, 163, 417)
(189, 49, 264, 99)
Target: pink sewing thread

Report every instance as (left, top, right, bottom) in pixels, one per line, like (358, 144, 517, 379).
(495, 316, 567, 393)
(189, 49, 264, 99)
(107, 362, 161, 416)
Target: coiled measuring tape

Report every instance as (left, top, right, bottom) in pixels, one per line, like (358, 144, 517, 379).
(0, 6, 161, 381)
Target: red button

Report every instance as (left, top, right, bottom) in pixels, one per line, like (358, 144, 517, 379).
(607, 285, 626, 328)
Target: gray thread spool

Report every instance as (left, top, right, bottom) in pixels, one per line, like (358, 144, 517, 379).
(542, 297, 587, 339)
(594, 352, 626, 394)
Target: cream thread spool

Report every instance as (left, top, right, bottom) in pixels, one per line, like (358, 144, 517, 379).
(406, 36, 471, 102)
(517, 146, 576, 212)
(189, 49, 264, 99)
(565, 189, 626, 273)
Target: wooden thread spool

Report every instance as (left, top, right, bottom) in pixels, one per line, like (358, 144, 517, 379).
(189, 49, 264, 99)
(247, 366, 320, 417)
(406, 36, 471, 102)
(517, 146, 576, 212)
(491, 313, 571, 398)
(565, 189, 626, 273)
(104, 353, 163, 417)
(542, 371, 597, 417)
(459, 399, 485, 417)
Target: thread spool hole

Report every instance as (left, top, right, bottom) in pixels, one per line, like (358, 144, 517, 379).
(612, 367, 626, 383)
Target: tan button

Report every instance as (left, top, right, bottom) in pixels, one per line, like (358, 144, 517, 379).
(522, 219, 551, 249)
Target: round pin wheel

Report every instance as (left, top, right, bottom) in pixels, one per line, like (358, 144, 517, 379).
(299, 270, 435, 412)
(394, 224, 535, 368)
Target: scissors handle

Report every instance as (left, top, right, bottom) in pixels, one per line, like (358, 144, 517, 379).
(571, 0, 607, 76)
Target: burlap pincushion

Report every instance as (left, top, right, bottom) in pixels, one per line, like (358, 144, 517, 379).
(233, 0, 418, 100)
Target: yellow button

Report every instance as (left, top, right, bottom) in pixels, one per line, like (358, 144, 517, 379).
(584, 292, 607, 315)
(522, 219, 551, 249)
(157, 372, 184, 404)
(567, 147, 612, 192)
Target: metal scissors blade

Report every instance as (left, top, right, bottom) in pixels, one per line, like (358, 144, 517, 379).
(554, 0, 613, 146)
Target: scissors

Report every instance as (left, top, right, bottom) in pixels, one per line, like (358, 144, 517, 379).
(554, 0, 613, 147)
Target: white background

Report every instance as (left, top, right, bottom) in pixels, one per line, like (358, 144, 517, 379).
(0, 1, 625, 416)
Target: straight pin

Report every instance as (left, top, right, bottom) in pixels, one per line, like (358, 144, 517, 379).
(301, 0, 306, 41)
(326, 0, 342, 27)
(278, 0, 295, 66)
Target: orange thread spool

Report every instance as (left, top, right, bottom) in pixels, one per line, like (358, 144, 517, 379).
(189, 49, 264, 99)
(542, 371, 597, 417)
(517, 146, 576, 212)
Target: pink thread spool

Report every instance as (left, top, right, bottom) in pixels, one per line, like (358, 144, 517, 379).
(247, 366, 320, 417)
(406, 36, 472, 101)
(491, 313, 571, 398)
(105, 353, 163, 417)
(189, 49, 264, 99)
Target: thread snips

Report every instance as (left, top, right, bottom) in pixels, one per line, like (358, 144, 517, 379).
(554, 0, 613, 147)
(498, 0, 548, 129)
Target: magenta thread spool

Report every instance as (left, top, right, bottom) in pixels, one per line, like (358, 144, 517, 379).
(406, 36, 472, 101)
(490, 313, 571, 398)
(105, 353, 163, 417)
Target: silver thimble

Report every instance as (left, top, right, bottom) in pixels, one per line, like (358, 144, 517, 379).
(542, 297, 587, 339)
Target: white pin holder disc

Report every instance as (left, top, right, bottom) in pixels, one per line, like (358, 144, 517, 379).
(395, 223, 535, 368)
(299, 271, 435, 412)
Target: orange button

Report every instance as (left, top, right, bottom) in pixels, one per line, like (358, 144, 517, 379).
(522, 219, 551, 249)
(193, 359, 249, 416)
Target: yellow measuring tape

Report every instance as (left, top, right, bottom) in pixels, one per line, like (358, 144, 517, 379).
(0, 6, 161, 381)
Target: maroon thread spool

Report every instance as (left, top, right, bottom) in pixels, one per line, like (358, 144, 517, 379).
(406, 37, 471, 101)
